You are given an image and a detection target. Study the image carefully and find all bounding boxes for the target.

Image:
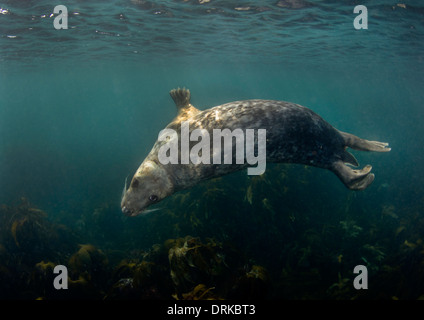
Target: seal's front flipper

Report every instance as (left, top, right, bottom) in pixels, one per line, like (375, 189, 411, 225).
(331, 161, 375, 190)
(170, 87, 191, 108)
(339, 131, 391, 152)
(169, 87, 200, 119)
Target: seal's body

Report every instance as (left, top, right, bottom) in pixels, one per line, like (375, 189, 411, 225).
(121, 88, 390, 216)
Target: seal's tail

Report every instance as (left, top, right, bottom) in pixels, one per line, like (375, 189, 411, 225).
(331, 131, 390, 190)
(339, 131, 391, 152)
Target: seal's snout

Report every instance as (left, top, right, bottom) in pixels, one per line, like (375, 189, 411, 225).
(122, 206, 131, 216)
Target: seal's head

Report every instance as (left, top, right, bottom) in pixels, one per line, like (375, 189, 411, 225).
(121, 160, 173, 216)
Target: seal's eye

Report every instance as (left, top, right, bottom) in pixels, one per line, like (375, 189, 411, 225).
(149, 195, 158, 202)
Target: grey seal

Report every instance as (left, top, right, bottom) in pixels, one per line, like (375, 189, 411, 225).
(121, 88, 390, 216)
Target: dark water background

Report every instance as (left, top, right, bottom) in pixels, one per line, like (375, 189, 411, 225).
(0, 0, 424, 299)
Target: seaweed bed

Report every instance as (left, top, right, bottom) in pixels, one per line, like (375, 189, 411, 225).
(1, 164, 424, 300)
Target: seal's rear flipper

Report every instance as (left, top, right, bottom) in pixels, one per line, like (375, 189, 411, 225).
(331, 161, 375, 190)
(339, 131, 391, 152)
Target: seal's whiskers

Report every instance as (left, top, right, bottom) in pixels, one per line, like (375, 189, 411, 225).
(121, 176, 128, 202)
(140, 208, 162, 215)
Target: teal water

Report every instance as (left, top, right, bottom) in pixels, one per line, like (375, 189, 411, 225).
(0, 0, 424, 299)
